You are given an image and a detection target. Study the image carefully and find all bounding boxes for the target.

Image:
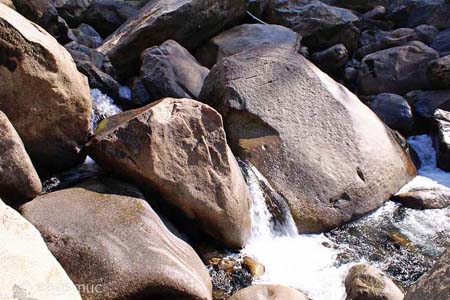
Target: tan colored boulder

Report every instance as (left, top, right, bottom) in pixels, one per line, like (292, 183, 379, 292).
(230, 285, 310, 300)
(0, 0, 14, 9)
(0, 199, 82, 300)
(86, 98, 251, 249)
(345, 264, 404, 300)
(200, 47, 416, 233)
(405, 248, 450, 300)
(0, 111, 41, 205)
(0, 3, 92, 171)
(99, 0, 248, 78)
(19, 178, 212, 300)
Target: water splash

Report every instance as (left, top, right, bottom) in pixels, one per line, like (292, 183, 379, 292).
(90, 89, 122, 130)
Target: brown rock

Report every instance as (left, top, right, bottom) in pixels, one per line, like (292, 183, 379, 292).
(196, 23, 301, 68)
(0, 0, 14, 9)
(140, 40, 209, 102)
(405, 248, 450, 300)
(0, 4, 92, 171)
(200, 47, 415, 233)
(243, 256, 265, 279)
(19, 178, 212, 300)
(86, 98, 251, 249)
(0, 111, 41, 205)
(99, 0, 248, 78)
(345, 264, 404, 300)
(393, 189, 450, 210)
(230, 285, 310, 300)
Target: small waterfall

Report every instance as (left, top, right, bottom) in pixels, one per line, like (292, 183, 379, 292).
(90, 89, 122, 131)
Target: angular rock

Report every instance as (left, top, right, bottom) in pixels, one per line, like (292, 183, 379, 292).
(229, 285, 310, 300)
(405, 248, 450, 300)
(86, 98, 251, 249)
(68, 23, 103, 48)
(99, 0, 248, 78)
(141, 40, 209, 101)
(431, 28, 450, 56)
(0, 112, 41, 205)
(369, 93, 415, 135)
(311, 44, 348, 73)
(130, 77, 152, 107)
(0, 199, 82, 300)
(357, 41, 439, 95)
(0, 4, 92, 171)
(387, 0, 450, 29)
(56, 0, 92, 27)
(345, 264, 404, 300)
(414, 24, 439, 45)
(428, 55, 450, 90)
(196, 24, 301, 68)
(263, 0, 360, 51)
(200, 47, 416, 233)
(329, 0, 388, 12)
(83, 0, 139, 37)
(434, 109, 450, 171)
(393, 189, 450, 209)
(406, 90, 450, 129)
(19, 178, 212, 300)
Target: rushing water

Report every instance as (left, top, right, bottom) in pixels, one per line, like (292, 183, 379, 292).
(238, 135, 450, 300)
(90, 89, 122, 130)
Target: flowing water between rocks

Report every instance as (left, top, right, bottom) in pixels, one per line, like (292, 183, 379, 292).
(43, 91, 450, 300)
(238, 134, 450, 300)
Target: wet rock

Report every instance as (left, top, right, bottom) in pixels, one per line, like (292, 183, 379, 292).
(0, 199, 82, 300)
(434, 109, 450, 171)
(83, 0, 139, 37)
(393, 189, 450, 209)
(345, 264, 404, 300)
(431, 28, 450, 56)
(141, 40, 209, 101)
(0, 112, 41, 205)
(311, 44, 348, 73)
(230, 285, 310, 300)
(19, 178, 212, 300)
(369, 93, 415, 136)
(357, 41, 438, 95)
(68, 23, 103, 48)
(209, 258, 252, 300)
(196, 24, 301, 68)
(243, 256, 265, 279)
(357, 28, 422, 59)
(0, 4, 92, 171)
(86, 98, 251, 249)
(263, 0, 360, 51)
(428, 55, 450, 90)
(405, 248, 450, 300)
(406, 90, 450, 130)
(200, 46, 416, 233)
(99, 0, 248, 78)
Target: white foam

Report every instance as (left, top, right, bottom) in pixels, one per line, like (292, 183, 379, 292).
(90, 89, 122, 130)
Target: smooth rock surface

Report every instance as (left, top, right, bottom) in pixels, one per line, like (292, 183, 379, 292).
(406, 90, 450, 122)
(345, 264, 404, 300)
(0, 112, 41, 205)
(141, 40, 209, 101)
(0, 199, 82, 300)
(86, 98, 251, 249)
(200, 47, 416, 233)
(99, 0, 248, 78)
(405, 248, 450, 300)
(20, 178, 213, 300)
(196, 23, 301, 68)
(0, 4, 92, 171)
(357, 41, 438, 95)
(229, 285, 310, 300)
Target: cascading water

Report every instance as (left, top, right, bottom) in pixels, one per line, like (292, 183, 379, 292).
(90, 88, 122, 131)
(238, 134, 450, 300)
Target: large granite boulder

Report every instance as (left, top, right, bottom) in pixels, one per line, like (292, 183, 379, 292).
(19, 178, 213, 300)
(405, 248, 450, 300)
(0, 4, 92, 171)
(200, 47, 416, 233)
(141, 40, 209, 102)
(196, 23, 301, 68)
(369, 93, 415, 136)
(86, 98, 251, 249)
(229, 285, 310, 300)
(357, 41, 439, 95)
(0, 199, 82, 300)
(428, 55, 450, 90)
(0, 112, 41, 205)
(393, 189, 450, 209)
(431, 28, 450, 56)
(263, 0, 360, 51)
(345, 264, 404, 300)
(99, 0, 248, 78)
